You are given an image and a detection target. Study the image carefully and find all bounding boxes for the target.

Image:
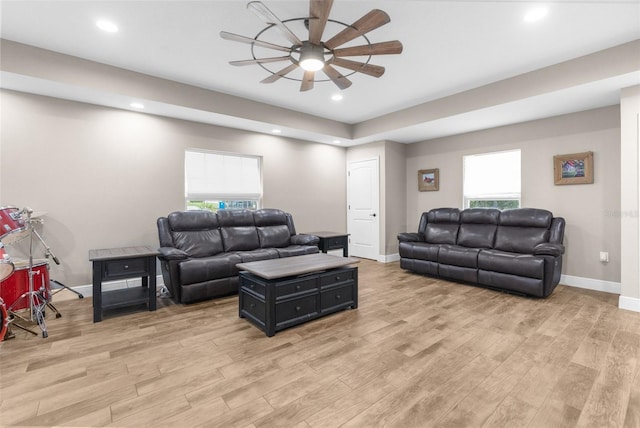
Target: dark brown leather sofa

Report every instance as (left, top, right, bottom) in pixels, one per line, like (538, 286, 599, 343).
(157, 208, 319, 304)
(398, 208, 565, 297)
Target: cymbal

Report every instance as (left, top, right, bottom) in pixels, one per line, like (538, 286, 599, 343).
(30, 211, 47, 219)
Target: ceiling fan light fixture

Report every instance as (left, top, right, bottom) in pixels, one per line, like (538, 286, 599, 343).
(299, 43, 325, 71)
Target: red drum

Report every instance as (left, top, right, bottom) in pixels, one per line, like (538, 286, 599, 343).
(0, 207, 28, 245)
(0, 298, 8, 341)
(0, 260, 50, 311)
(0, 244, 14, 282)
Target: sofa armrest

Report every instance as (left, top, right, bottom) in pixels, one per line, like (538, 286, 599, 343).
(398, 232, 425, 243)
(158, 247, 189, 260)
(534, 243, 565, 257)
(291, 234, 320, 246)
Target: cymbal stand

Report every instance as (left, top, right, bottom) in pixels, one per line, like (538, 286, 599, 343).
(6, 210, 50, 338)
(31, 226, 83, 299)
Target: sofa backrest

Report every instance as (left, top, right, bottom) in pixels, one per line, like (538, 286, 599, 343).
(253, 209, 291, 248)
(494, 208, 552, 253)
(217, 209, 260, 252)
(166, 210, 224, 257)
(457, 208, 500, 248)
(425, 208, 460, 244)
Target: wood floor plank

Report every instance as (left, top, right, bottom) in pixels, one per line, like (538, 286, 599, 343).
(576, 330, 640, 428)
(0, 259, 638, 427)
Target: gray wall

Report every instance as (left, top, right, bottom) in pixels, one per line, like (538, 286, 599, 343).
(0, 90, 347, 287)
(405, 105, 621, 282)
(0, 90, 625, 288)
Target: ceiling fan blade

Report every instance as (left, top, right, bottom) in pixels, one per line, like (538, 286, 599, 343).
(248, 1, 302, 46)
(331, 57, 385, 78)
(261, 63, 299, 83)
(300, 70, 315, 91)
(323, 64, 352, 90)
(220, 31, 291, 53)
(309, 0, 333, 45)
(230, 56, 292, 66)
(334, 40, 403, 57)
(324, 9, 390, 50)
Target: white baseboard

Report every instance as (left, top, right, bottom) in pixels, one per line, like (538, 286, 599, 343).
(560, 274, 621, 294)
(53, 275, 165, 298)
(619, 295, 640, 313)
(378, 253, 400, 263)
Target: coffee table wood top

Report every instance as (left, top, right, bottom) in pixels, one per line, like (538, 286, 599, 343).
(236, 253, 359, 280)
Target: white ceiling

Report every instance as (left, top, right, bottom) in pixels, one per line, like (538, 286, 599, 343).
(1, 0, 639, 145)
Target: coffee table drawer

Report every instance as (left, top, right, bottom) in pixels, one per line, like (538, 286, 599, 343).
(275, 276, 318, 299)
(276, 295, 318, 325)
(241, 292, 266, 321)
(242, 279, 266, 297)
(321, 284, 355, 311)
(320, 268, 355, 287)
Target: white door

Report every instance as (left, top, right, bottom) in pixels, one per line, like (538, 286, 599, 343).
(347, 158, 380, 260)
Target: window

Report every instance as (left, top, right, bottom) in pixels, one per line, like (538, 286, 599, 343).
(185, 150, 262, 211)
(463, 149, 521, 209)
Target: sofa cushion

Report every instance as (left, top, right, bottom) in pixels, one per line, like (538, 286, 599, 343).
(217, 209, 260, 251)
(167, 211, 223, 257)
(257, 225, 291, 248)
(235, 249, 279, 263)
(221, 227, 260, 252)
(438, 246, 480, 268)
(253, 209, 288, 226)
(179, 253, 242, 285)
(494, 208, 552, 254)
(494, 227, 550, 254)
(424, 208, 460, 244)
(425, 224, 459, 244)
(217, 209, 256, 227)
(477, 249, 545, 279)
(499, 208, 552, 228)
(457, 209, 500, 249)
(399, 242, 439, 262)
(276, 245, 320, 258)
(478, 270, 544, 297)
(427, 208, 461, 224)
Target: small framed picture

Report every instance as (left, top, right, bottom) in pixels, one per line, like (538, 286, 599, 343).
(553, 151, 594, 185)
(418, 168, 439, 191)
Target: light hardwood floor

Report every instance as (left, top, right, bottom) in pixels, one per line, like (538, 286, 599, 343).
(1, 260, 639, 427)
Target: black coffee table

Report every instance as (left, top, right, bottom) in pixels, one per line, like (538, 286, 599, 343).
(237, 253, 359, 336)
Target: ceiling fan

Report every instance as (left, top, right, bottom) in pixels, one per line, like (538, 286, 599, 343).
(220, 0, 403, 92)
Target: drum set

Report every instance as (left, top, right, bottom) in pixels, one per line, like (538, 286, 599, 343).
(0, 206, 81, 340)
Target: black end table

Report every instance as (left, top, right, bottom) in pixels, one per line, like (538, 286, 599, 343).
(307, 231, 349, 257)
(89, 246, 159, 322)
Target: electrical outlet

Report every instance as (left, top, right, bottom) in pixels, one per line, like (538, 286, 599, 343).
(599, 252, 609, 263)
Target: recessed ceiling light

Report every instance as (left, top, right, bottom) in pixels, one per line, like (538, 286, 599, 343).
(96, 19, 119, 33)
(331, 94, 343, 101)
(333, 140, 341, 145)
(271, 129, 282, 134)
(524, 7, 548, 22)
(130, 102, 144, 109)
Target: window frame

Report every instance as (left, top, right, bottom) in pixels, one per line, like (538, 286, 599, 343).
(462, 149, 521, 210)
(184, 149, 263, 212)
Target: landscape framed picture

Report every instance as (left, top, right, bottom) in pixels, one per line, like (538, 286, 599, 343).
(553, 151, 594, 185)
(418, 168, 439, 191)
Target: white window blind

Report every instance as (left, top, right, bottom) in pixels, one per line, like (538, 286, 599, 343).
(463, 150, 521, 208)
(185, 150, 261, 200)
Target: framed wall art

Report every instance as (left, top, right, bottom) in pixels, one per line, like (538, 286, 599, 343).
(418, 168, 439, 191)
(553, 151, 594, 185)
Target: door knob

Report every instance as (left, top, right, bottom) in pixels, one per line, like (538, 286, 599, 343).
(369, 213, 377, 217)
